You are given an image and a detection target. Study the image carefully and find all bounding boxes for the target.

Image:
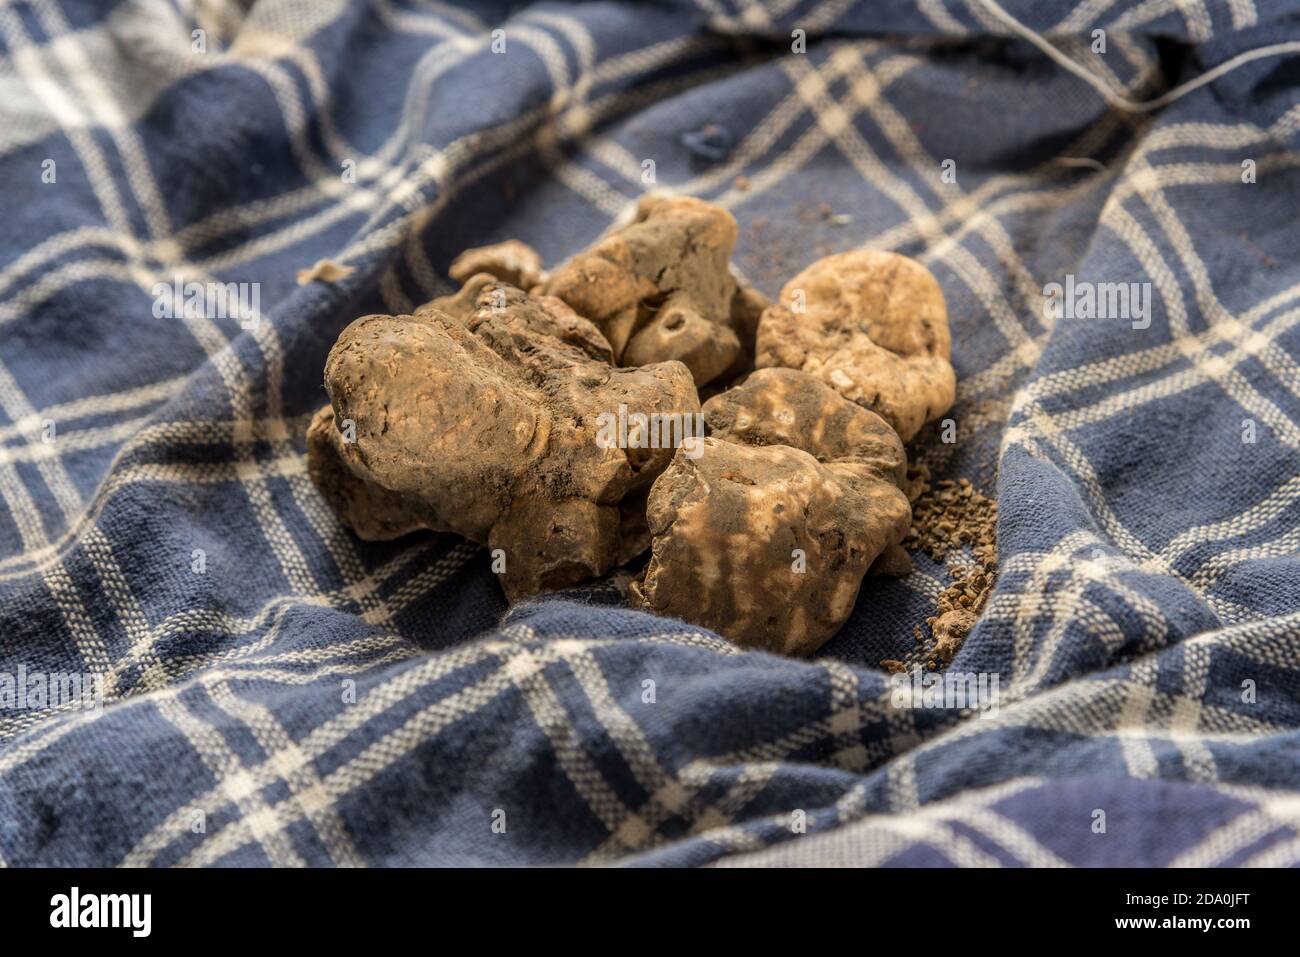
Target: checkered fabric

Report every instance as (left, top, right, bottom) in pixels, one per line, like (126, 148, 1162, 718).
(0, 0, 1297, 868)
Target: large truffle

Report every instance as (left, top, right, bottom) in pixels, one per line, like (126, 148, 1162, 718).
(630, 368, 911, 656)
(308, 281, 698, 600)
(755, 250, 955, 442)
(543, 195, 741, 385)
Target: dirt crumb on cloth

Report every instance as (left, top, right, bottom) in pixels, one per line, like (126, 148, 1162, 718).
(297, 258, 354, 284)
(889, 475, 998, 671)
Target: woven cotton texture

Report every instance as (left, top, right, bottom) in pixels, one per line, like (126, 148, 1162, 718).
(0, 0, 1298, 867)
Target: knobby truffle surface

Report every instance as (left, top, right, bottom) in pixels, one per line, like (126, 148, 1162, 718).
(308, 282, 698, 600)
(704, 368, 907, 487)
(756, 250, 955, 441)
(631, 368, 911, 656)
(543, 195, 741, 385)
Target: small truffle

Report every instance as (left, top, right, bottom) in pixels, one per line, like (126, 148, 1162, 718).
(449, 239, 546, 290)
(544, 195, 741, 384)
(755, 250, 955, 441)
(621, 303, 738, 387)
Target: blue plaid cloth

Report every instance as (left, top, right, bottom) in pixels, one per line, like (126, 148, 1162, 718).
(0, 0, 1298, 867)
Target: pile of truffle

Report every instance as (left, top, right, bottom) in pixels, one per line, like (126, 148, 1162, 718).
(307, 196, 957, 658)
